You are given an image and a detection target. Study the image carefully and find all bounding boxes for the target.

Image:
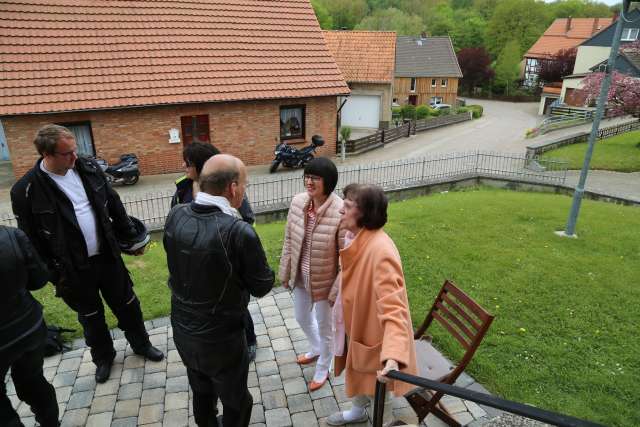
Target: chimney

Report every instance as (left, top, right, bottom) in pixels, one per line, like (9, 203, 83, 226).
(592, 17, 600, 34)
(565, 16, 572, 32)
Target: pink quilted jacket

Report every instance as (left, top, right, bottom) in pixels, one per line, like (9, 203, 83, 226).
(279, 192, 343, 302)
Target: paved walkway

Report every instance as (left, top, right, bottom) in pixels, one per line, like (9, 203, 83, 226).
(8, 288, 500, 427)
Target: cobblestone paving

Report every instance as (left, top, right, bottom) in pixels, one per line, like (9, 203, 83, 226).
(8, 288, 496, 426)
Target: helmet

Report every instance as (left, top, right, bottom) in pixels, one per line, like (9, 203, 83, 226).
(311, 135, 325, 147)
(116, 216, 150, 255)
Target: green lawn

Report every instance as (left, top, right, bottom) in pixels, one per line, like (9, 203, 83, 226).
(33, 188, 639, 426)
(541, 130, 640, 172)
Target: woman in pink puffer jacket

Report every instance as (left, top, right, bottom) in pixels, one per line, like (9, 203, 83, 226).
(279, 157, 343, 392)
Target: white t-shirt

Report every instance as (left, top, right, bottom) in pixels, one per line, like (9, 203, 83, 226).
(40, 161, 100, 256)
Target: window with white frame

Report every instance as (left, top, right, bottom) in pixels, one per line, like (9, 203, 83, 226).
(431, 78, 436, 87)
(621, 28, 639, 41)
(410, 78, 416, 92)
(441, 79, 448, 88)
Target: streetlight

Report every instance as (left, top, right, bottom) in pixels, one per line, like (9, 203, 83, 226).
(557, 0, 634, 238)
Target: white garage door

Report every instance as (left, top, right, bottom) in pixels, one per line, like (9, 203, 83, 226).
(341, 95, 380, 129)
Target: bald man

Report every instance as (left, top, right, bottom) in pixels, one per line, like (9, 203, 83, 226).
(164, 154, 274, 427)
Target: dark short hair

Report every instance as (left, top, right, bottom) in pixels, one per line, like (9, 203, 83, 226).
(34, 124, 74, 156)
(304, 157, 338, 195)
(343, 183, 387, 230)
(199, 168, 239, 196)
(183, 142, 221, 176)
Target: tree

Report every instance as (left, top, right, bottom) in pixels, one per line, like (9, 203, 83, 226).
(494, 40, 521, 95)
(355, 8, 423, 35)
(457, 47, 495, 93)
(450, 9, 487, 50)
(580, 42, 640, 117)
(472, 0, 499, 20)
(549, 0, 613, 19)
(311, 0, 334, 29)
(322, 0, 369, 30)
(537, 47, 577, 84)
(486, 0, 550, 57)
(424, 3, 455, 36)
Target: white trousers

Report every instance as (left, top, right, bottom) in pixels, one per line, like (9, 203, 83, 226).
(293, 286, 333, 380)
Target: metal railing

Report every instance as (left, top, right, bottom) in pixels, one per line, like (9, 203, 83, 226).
(538, 112, 594, 135)
(0, 152, 568, 230)
(374, 371, 605, 427)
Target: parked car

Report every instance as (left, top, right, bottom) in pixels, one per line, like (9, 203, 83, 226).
(430, 103, 451, 111)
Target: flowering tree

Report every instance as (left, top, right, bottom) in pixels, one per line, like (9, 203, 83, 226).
(580, 41, 640, 117)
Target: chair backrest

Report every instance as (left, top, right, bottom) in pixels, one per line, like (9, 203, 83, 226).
(414, 280, 494, 383)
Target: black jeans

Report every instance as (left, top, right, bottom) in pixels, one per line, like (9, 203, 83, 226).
(174, 329, 253, 427)
(244, 310, 256, 346)
(0, 322, 59, 427)
(61, 253, 150, 364)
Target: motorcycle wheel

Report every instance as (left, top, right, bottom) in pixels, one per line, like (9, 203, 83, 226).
(269, 160, 280, 173)
(123, 175, 139, 185)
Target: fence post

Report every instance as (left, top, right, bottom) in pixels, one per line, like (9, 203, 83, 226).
(381, 129, 385, 145)
(421, 158, 426, 181)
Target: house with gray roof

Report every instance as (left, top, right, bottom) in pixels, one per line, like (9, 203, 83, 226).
(394, 35, 463, 107)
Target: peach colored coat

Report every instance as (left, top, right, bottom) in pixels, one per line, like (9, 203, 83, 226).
(335, 228, 418, 398)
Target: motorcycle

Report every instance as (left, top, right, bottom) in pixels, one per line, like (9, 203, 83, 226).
(270, 135, 324, 173)
(94, 153, 140, 185)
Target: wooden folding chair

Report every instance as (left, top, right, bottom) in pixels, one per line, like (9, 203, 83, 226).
(405, 280, 494, 427)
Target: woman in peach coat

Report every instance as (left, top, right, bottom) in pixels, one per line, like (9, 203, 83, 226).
(327, 184, 417, 427)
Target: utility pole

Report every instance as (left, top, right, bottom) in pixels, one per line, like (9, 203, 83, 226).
(558, 0, 629, 238)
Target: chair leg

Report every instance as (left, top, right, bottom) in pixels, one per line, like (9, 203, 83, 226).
(431, 406, 461, 427)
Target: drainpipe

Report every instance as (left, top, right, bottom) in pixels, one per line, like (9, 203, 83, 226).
(337, 97, 349, 161)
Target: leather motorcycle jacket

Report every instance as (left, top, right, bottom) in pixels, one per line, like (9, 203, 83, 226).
(164, 202, 274, 342)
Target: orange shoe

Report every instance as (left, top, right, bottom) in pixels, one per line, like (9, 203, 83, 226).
(296, 354, 319, 365)
(308, 376, 328, 392)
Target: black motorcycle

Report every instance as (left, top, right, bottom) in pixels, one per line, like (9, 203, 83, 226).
(270, 135, 324, 173)
(95, 153, 140, 185)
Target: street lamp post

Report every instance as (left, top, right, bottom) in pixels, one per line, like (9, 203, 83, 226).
(558, 0, 631, 238)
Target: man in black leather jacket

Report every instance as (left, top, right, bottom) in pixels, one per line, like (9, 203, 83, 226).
(10, 124, 163, 384)
(164, 154, 274, 427)
(0, 225, 58, 427)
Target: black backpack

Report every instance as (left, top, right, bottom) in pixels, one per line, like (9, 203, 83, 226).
(44, 326, 75, 357)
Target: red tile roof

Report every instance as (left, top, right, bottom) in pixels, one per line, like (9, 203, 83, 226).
(525, 17, 614, 60)
(323, 31, 396, 83)
(0, 0, 349, 116)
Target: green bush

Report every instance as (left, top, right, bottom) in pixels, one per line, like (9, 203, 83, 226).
(401, 104, 416, 120)
(416, 105, 430, 120)
(428, 107, 440, 117)
(456, 106, 469, 114)
(467, 105, 483, 119)
(392, 106, 402, 118)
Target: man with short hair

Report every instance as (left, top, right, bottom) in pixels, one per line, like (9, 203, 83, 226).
(11, 124, 163, 384)
(164, 154, 274, 427)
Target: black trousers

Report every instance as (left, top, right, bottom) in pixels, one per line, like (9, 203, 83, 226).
(174, 329, 253, 427)
(61, 253, 150, 364)
(244, 310, 256, 346)
(0, 322, 59, 427)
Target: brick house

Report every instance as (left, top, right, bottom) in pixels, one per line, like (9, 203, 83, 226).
(523, 17, 613, 87)
(0, 0, 349, 178)
(323, 31, 396, 130)
(393, 35, 462, 107)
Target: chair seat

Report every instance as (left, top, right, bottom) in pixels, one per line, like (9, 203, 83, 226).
(414, 338, 454, 382)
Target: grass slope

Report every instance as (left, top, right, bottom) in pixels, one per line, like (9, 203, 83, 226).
(33, 188, 640, 426)
(541, 130, 640, 172)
